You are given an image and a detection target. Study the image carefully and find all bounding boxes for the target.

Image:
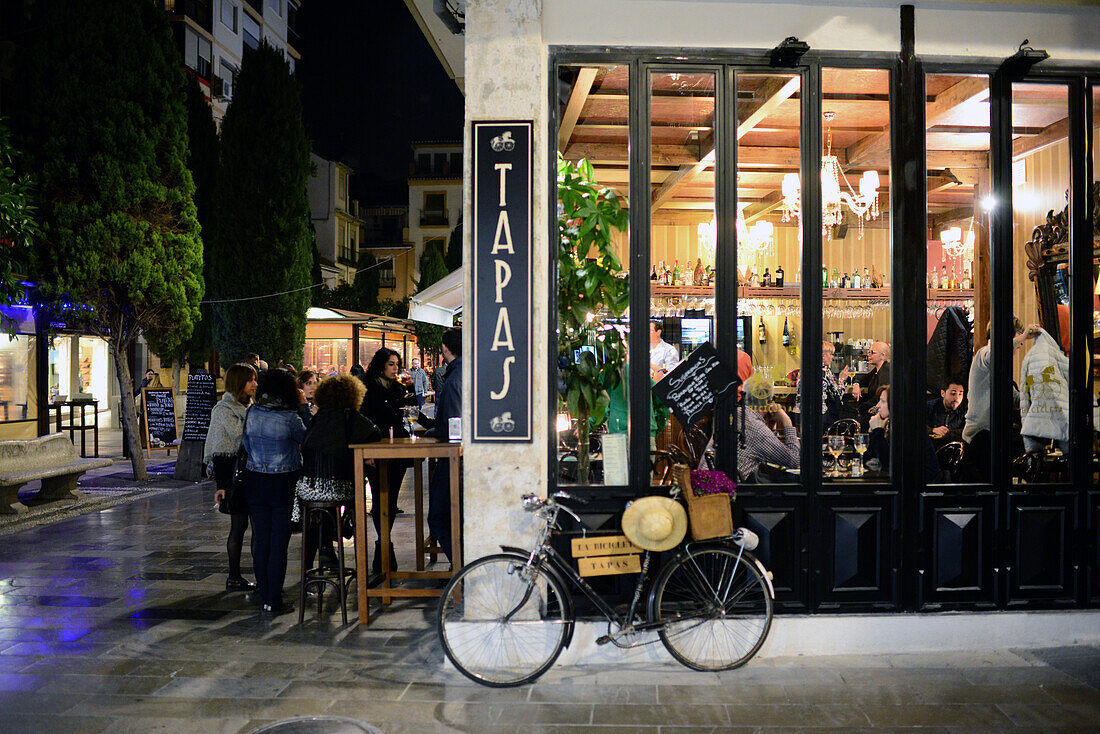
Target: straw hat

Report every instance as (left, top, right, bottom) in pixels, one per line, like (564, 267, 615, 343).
(621, 496, 688, 552)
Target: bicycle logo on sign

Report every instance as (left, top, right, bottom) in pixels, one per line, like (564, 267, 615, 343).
(490, 131, 516, 152)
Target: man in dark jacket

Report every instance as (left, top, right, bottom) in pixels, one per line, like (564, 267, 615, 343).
(927, 375, 967, 447)
(425, 327, 462, 563)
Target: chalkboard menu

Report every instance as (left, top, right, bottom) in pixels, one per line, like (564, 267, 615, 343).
(651, 342, 739, 430)
(181, 371, 217, 442)
(142, 387, 178, 450)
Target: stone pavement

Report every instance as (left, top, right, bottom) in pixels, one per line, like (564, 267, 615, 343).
(0, 478, 1097, 733)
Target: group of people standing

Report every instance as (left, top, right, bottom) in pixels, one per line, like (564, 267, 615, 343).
(199, 328, 463, 617)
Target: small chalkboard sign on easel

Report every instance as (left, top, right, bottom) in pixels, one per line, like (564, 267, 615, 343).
(142, 387, 178, 455)
(651, 342, 739, 430)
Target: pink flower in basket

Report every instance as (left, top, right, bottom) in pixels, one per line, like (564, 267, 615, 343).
(689, 469, 736, 498)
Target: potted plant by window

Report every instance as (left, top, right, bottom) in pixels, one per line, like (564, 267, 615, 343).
(557, 155, 629, 483)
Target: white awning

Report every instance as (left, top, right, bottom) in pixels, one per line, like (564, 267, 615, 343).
(408, 267, 463, 327)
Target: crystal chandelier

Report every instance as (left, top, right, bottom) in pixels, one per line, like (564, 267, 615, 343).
(780, 112, 881, 240)
(696, 210, 774, 264)
(940, 218, 976, 262)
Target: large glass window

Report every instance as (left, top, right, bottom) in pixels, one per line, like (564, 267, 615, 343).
(1010, 82, 1072, 484)
(817, 68, 892, 483)
(0, 335, 35, 423)
(924, 73, 990, 484)
(648, 69, 716, 483)
(557, 64, 630, 487)
(735, 71, 802, 485)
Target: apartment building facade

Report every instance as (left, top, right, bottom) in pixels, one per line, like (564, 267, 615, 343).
(407, 141, 462, 285)
(307, 153, 366, 287)
(163, 0, 301, 122)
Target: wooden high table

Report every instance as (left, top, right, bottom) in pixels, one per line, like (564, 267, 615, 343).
(350, 437, 463, 625)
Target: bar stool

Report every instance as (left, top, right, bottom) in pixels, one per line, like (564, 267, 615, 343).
(298, 500, 356, 624)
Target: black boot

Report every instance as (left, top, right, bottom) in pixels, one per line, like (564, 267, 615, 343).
(371, 541, 397, 574)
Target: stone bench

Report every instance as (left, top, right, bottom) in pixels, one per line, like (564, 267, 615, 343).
(0, 434, 114, 514)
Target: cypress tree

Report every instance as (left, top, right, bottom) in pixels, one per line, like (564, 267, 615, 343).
(444, 220, 462, 272)
(149, 77, 219, 369)
(212, 43, 312, 366)
(16, 0, 203, 479)
(352, 252, 381, 313)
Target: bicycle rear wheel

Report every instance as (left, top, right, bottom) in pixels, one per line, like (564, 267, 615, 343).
(437, 553, 572, 687)
(650, 545, 773, 671)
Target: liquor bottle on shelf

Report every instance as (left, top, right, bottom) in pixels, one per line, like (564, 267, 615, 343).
(862, 267, 870, 288)
(782, 317, 790, 347)
(961, 267, 971, 290)
(871, 265, 880, 288)
(750, 267, 760, 287)
(762, 267, 772, 287)
(758, 318, 766, 343)
(940, 264, 947, 289)
(950, 264, 958, 289)
(672, 260, 680, 286)
(693, 258, 704, 286)
(832, 268, 841, 288)
(775, 264, 785, 287)
(822, 266, 828, 287)
(842, 272, 851, 289)
(650, 265, 658, 281)
(931, 268, 939, 289)
(852, 270, 861, 288)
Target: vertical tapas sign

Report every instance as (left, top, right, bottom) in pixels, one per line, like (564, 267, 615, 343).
(472, 120, 532, 442)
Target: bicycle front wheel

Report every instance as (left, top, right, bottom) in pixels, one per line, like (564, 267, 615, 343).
(437, 553, 572, 687)
(651, 546, 773, 671)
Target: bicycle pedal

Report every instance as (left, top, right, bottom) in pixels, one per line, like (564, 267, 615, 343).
(595, 635, 612, 646)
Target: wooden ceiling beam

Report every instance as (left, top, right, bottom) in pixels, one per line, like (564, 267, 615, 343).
(1012, 117, 1069, 159)
(846, 76, 988, 168)
(558, 67, 598, 151)
(651, 76, 801, 211)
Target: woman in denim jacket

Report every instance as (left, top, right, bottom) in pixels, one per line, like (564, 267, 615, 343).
(243, 368, 307, 615)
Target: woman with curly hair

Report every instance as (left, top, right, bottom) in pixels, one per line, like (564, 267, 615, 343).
(295, 375, 382, 571)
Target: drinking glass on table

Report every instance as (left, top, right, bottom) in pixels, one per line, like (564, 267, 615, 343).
(402, 405, 420, 439)
(852, 433, 868, 476)
(827, 435, 845, 477)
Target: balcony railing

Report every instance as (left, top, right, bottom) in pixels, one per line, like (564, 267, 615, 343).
(165, 0, 213, 31)
(420, 210, 449, 227)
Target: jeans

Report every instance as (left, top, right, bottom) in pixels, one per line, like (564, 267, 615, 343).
(245, 470, 297, 607)
(427, 458, 461, 562)
(1023, 435, 1069, 454)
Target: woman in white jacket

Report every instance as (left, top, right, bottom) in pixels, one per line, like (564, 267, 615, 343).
(1019, 327, 1070, 454)
(203, 363, 258, 591)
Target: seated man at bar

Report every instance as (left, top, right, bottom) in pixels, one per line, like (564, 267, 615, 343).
(927, 376, 967, 447)
(850, 341, 891, 430)
(736, 350, 800, 481)
(795, 340, 847, 432)
(649, 320, 680, 382)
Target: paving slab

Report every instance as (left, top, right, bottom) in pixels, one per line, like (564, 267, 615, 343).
(0, 477, 1093, 732)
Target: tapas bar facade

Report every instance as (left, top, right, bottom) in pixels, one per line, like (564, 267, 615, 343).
(458, 0, 1100, 616)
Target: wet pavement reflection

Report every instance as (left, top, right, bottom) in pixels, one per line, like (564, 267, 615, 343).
(0, 476, 1096, 733)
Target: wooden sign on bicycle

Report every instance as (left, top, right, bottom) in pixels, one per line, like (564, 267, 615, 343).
(571, 534, 641, 577)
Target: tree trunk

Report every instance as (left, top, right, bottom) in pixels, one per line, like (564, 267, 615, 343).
(111, 341, 148, 480)
(576, 406, 590, 484)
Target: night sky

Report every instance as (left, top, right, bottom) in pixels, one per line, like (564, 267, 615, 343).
(297, 0, 465, 205)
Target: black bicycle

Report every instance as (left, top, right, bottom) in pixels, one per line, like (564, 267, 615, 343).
(437, 491, 774, 687)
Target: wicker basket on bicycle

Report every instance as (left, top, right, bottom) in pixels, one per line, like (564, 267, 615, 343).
(673, 464, 734, 541)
